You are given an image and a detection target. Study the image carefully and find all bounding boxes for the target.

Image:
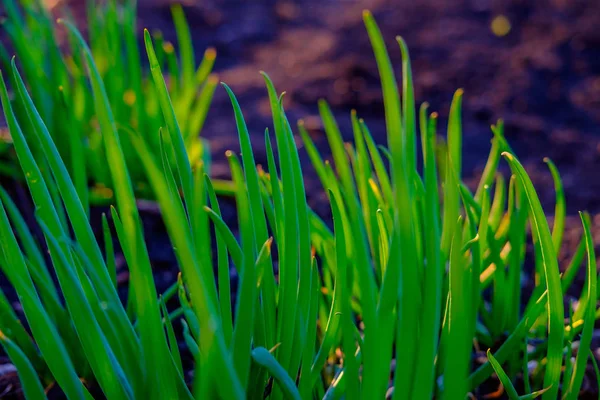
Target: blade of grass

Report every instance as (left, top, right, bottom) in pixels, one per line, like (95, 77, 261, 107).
(443, 216, 470, 400)
(144, 29, 194, 211)
(544, 158, 565, 254)
(61, 20, 180, 398)
(0, 196, 85, 399)
(563, 212, 596, 400)
(502, 152, 564, 400)
(252, 347, 302, 400)
(227, 151, 258, 391)
(0, 332, 47, 400)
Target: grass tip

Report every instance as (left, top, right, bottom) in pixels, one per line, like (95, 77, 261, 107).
(430, 111, 439, 119)
(205, 47, 217, 59)
(396, 35, 408, 46)
(163, 42, 174, 53)
(207, 74, 219, 84)
(543, 157, 550, 163)
(362, 10, 372, 18)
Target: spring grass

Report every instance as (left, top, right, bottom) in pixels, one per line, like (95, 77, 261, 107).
(0, 4, 599, 400)
(0, 0, 218, 203)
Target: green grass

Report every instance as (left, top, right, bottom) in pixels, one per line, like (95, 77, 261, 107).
(0, 4, 599, 400)
(0, 0, 219, 204)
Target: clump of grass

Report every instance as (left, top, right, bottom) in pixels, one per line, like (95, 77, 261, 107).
(0, 7, 598, 400)
(0, 0, 218, 206)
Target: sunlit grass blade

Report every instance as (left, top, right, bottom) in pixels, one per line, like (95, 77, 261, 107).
(502, 152, 563, 400)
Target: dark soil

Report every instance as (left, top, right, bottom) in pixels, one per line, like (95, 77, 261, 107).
(1, 0, 600, 398)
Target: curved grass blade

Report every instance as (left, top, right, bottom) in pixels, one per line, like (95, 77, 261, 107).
(311, 190, 346, 386)
(11, 59, 119, 299)
(102, 213, 117, 288)
(544, 158, 565, 253)
(411, 108, 442, 399)
(60, 19, 179, 398)
(563, 212, 596, 400)
(443, 217, 470, 400)
(252, 347, 301, 400)
(397, 36, 416, 175)
(487, 349, 520, 400)
(261, 73, 300, 389)
(144, 29, 193, 210)
(37, 218, 133, 400)
(0, 332, 47, 400)
(127, 127, 243, 398)
(227, 151, 258, 391)
(0, 195, 85, 399)
(222, 83, 276, 346)
(502, 152, 563, 400)
(205, 175, 233, 345)
(171, 4, 195, 87)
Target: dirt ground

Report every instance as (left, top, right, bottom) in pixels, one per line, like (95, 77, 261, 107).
(1, 0, 600, 398)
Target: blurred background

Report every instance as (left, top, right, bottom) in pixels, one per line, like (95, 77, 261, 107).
(6, 0, 600, 217)
(134, 0, 600, 216)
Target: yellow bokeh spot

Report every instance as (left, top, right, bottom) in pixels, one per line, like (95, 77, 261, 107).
(92, 184, 114, 199)
(163, 42, 175, 53)
(123, 90, 136, 106)
(491, 15, 511, 37)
